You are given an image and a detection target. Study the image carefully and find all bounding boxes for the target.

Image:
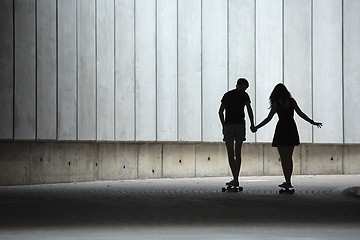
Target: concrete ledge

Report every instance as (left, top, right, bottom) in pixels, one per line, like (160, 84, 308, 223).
(241, 144, 263, 176)
(163, 144, 196, 178)
(138, 144, 162, 179)
(344, 145, 360, 174)
(98, 143, 137, 181)
(0, 142, 359, 186)
(301, 144, 343, 175)
(195, 144, 229, 177)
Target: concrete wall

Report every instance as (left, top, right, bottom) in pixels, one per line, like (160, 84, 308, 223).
(1, 0, 360, 144)
(1, 1, 360, 186)
(0, 142, 359, 186)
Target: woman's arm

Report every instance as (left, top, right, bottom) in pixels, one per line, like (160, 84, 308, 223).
(293, 99, 322, 128)
(255, 103, 277, 131)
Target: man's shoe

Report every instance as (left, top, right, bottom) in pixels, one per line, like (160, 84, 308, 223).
(278, 182, 293, 188)
(226, 179, 239, 187)
(226, 179, 235, 185)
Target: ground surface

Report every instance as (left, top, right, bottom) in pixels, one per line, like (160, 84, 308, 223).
(0, 175, 359, 239)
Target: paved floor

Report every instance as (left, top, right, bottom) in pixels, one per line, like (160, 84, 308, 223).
(0, 175, 359, 239)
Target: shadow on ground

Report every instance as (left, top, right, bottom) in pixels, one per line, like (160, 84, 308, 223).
(1, 182, 359, 229)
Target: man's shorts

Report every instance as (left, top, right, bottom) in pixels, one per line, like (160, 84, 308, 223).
(223, 124, 246, 142)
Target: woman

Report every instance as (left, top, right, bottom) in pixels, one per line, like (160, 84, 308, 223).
(253, 83, 322, 188)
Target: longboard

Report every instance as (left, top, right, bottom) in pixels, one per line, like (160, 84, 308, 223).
(222, 185, 243, 192)
(279, 187, 295, 194)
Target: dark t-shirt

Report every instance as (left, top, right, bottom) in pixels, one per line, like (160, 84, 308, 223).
(221, 89, 250, 125)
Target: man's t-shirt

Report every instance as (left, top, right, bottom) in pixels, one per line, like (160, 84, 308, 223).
(221, 89, 250, 125)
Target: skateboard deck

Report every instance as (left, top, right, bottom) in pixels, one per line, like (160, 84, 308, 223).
(222, 185, 243, 192)
(279, 187, 295, 194)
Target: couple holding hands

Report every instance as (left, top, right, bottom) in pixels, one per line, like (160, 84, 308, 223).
(219, 78, 322, 189)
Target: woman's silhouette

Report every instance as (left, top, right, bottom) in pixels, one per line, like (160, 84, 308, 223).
(253, 83, 322, 188)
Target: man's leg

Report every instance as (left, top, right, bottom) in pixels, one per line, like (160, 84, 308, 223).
(234, 141, 243, 180)
(225, 141, 236, 181)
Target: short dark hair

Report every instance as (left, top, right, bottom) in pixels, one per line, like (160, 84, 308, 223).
(236, 78, 249, 87)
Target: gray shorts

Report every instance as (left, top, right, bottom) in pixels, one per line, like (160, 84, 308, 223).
(223, 124, 246, 142)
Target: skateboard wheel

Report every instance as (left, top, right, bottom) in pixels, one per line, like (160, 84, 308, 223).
(222, 188, 225, 192)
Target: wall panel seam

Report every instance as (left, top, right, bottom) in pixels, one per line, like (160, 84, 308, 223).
(134, 0, 137, 141)
(155, 0, 158, 141)
(300, 145, 302, 174)
(35, 0, 38, 140)
(281, 0, 284, 84)
(341, 0, 345, 144)
(194, 144, 197, 177)
(200, 0, 203, 142)
(56, 0, 58, 140)
(76, 0, 79, 141)
(311, 0, 314, 143)
(114, 0, 116, 141)
(12, 0, 15, 140)
(95, 0, 98, 141)
(254, 0, 257, 143)
(175, 0, 178, 142)
(176, 0, 179, 141)
(341, 141, 344, 174)
(161, 143, 164, 177)
(262, 144, 265, 175)
(136, 144, 139, 179)
(226, 0, 229, 91)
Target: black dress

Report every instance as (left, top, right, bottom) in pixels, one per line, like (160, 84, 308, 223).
(272, 99, 300, 147)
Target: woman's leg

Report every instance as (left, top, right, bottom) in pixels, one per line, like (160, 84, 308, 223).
(277, 146, 295, 185)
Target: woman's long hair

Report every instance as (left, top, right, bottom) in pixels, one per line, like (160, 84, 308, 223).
(269, 83, 292, 108)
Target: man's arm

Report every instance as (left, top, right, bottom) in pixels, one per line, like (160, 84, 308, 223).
(218, 103, 225, 126)
(245, 102, 255, 130)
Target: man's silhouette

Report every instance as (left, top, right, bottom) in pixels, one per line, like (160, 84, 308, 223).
(218, 78, 255, 187)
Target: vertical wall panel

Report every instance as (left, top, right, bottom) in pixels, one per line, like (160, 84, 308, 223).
(228, 0, 255, 143)
(58, 0, 77, 140)
(344, 0, 360, 143)
(37, 0, 57, 140)
(3, 1, 356, 145)
(313, 0, 343, 143)
(202, 0, 227, 142)
(255, 0, 283, 142)
(0, 0, 13, 139)
(14, 0, 36, 140)
(78, 0, 96, 140)
(97, 0, 115, 141)
(284, 0, 312, 143)
(178, 0, 202, 141)
(115, 0, 135, 141)
(135, 0, 156, 141)
(157, 0, 177, 141)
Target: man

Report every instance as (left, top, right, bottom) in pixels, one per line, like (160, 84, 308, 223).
(218, 78, 255, 187)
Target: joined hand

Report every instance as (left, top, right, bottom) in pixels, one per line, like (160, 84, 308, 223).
(250, 126, 257, 133)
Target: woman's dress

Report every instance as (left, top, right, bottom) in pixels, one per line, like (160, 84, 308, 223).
(272, 99, 300, 147)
